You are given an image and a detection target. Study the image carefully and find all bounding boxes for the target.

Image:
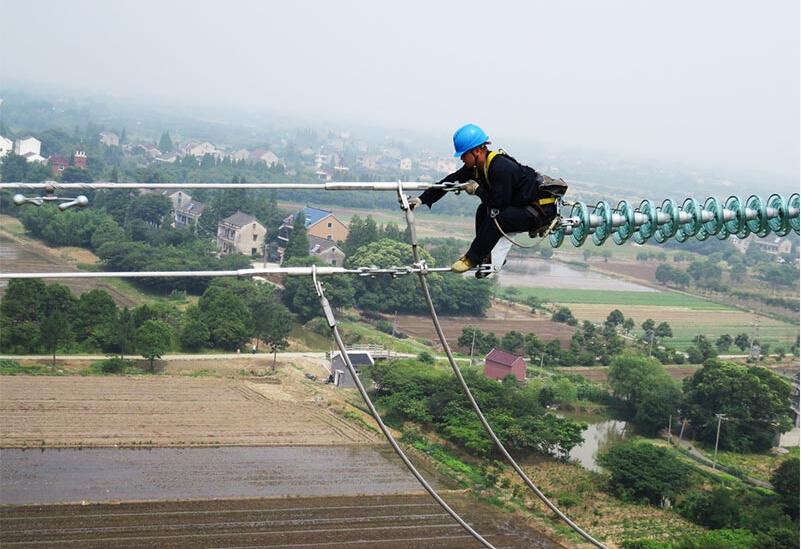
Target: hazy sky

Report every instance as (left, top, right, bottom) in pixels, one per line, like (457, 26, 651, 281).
(3, 0, 799, 178)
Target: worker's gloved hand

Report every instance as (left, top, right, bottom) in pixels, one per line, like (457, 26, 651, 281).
(464, 180, 479, 195)
(407, 197, 422, 210)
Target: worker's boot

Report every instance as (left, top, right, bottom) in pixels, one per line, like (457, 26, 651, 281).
(451, 255, 476, 273)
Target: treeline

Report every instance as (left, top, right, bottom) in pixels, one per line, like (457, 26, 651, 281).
(0, 278, 292, 358)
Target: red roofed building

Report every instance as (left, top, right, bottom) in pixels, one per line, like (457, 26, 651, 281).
(484, 348, 526, 383)
(49, 155, 70, 175)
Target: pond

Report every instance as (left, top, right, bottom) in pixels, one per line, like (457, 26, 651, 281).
(497, 256, 654, 292)
(562, 417, 631, 472)
(0, 445, 437, 505)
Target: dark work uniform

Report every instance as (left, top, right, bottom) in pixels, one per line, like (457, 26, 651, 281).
(417, 153, 556, 264)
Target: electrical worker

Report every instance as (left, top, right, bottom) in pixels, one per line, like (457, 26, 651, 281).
(410, 124, 564, 274)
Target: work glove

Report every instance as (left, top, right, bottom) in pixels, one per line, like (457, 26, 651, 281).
(407, 197, 422, 210)
(464, 180, 479, 195)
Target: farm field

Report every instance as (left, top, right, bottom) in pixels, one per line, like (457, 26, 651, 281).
(0, 370, 378, 448)
(0, 216, 146, 307)
(510, 287, 730, 309)
(565, 302, 797, 347)
(0, 494, 558, 548)
(393, 300, 575, 350)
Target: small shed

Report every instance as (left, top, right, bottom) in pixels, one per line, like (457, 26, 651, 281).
(484, 348, 526, 382)
(329, 351, 374, 388)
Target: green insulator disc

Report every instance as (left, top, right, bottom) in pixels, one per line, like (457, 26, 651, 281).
(789, 193, 800, 234)
(613, 200, 636, 245)
(549, 226, 565, 248)
(695, 226, 710, 241)
(679, 197, 702, 237)
(657, 198, 679, 241)
(745, 195, 770, 237)
(766, 194, 790, 237)
(715, 225, 730, 240)
(591, 200, 613, 245)
(569, 201, 591, 247)
(702, 196, 724, 235)
(724, 196, 745, 235)
(633, 199, 657, 244)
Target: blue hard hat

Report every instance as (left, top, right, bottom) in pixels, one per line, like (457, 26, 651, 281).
(452, 123, 489, 157)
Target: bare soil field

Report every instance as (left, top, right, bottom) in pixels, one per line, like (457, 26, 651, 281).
(0, 493, 560, 548)
(0, 217, 141, 307)
(394, 300, 575, 349)
(0, 370, 378, 448)
(589, 259, 660, 283)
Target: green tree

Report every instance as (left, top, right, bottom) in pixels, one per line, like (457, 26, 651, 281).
(179, 317, 210, 352)
(158, 131, 174, 153)
(734, 332, 750, 352)
(197, 286, 251, 350)
(597, 440, 691, 505)
(608, 353, 681, 433)
(500, 330, 524, 354)
(715, 334, 733, 353)
(117, 307, 136, 359)
(282, 210, 309, 264)
(771, 457, 799, 520)
(683, 360, 794, 452)
(654, 321, 673, 341)
(134, 319, 172, 371)
(253, 298, 293, 368)
(0, 278, 47, 352)
(40, 310, 72, 366)
(605, 309, 625, 327)
(0, 153, 28, 182)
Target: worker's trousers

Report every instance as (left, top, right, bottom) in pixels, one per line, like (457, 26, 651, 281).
(465, 204, 556, 264)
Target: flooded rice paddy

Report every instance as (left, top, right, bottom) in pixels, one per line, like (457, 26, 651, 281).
(0, 446, 433, 505)
(498, 256, 655, 291)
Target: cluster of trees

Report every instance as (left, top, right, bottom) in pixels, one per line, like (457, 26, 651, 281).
(608, 354, 794, 451)
(0, 278, 293, 364)
(369, 359, 584, 457)
(598, 440, 798, 548)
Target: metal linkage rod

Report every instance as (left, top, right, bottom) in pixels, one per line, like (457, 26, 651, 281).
(310, 266, 495, 549)
(1, 180, 463, 191)
(549, 192, 799, 247)
(397, 183, 607, 548)
(0, 265, 454, 280)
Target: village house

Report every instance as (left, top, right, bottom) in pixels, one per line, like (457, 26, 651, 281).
(731, 235, 793, 258)
(399, 157, 412, 171)
(13, 136, 41, 157)
(278, 206, 349, 246)
(185, 141, 218, 158)
(308, 235, 346, 267)
(167, 191, 205, 228)
(49, 155, 70, 175)
(250, 148, 282, 167)
(217, 211, 267, 257)
(484, 348, 527, 383)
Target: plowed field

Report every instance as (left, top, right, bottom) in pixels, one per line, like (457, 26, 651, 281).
(0, 494, 560, 548)
(0, 376, 377, 447)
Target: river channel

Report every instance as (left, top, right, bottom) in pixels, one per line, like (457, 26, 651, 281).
(0, 445, 436, 505)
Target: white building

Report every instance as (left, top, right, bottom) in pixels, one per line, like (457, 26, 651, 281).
(0, 135, 12, 157)
(13, 136, 41, 157)
(186, 141, 218, 158)
(217, 211, 267, 257)
(399, 157, 412, 171)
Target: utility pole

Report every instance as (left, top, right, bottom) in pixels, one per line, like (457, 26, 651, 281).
(713, 413, 727, 469)
(469, 329, 476, 367)
(668, 414, 672, 444)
